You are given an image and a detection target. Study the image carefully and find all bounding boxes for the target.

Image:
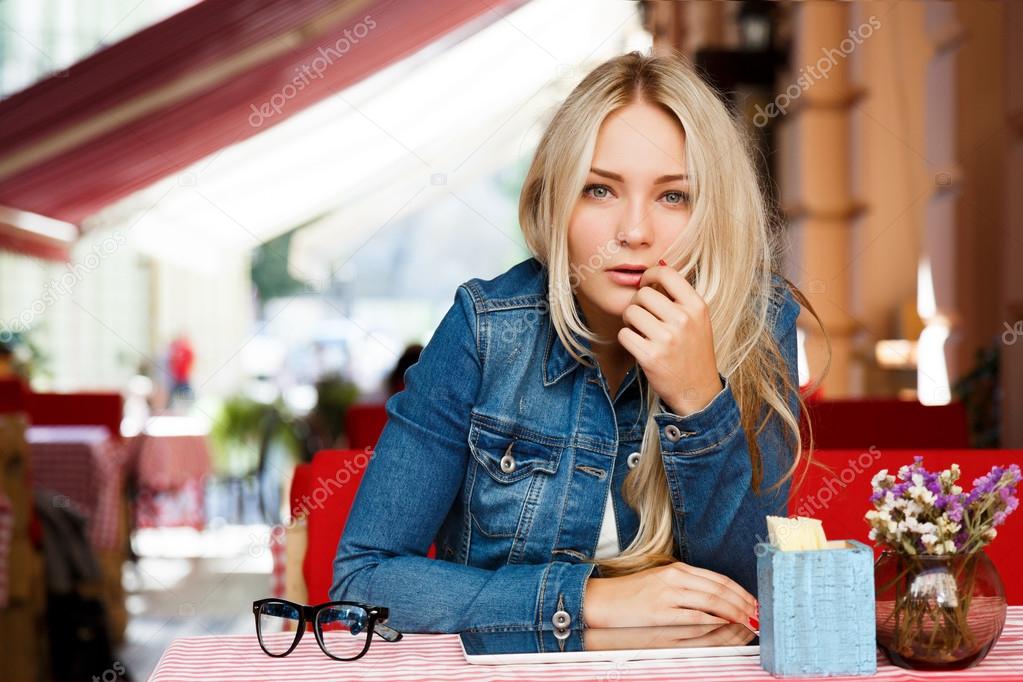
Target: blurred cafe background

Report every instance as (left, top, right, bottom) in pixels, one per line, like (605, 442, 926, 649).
(0, 0, 1020, 679)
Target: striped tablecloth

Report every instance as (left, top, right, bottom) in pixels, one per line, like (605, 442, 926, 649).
(150, 607, 1023, 681)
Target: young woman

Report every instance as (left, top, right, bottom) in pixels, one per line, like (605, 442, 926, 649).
(331, 51, 813, 635)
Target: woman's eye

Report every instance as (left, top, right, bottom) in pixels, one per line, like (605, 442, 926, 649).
(662, 190, 691, 205)
(583, 184, 612, 200)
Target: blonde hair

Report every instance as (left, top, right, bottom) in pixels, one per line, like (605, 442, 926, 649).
(518, 50, 823, 578)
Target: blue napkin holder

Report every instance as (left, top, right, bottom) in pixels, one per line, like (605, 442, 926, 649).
(756, 540, 877, 677)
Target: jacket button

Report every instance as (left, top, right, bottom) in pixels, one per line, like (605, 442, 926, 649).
(500, 452, 516, 473)
(627, 451, 641, 469)
(552, 610, 571, 629)
(553, 626, 571, 640)
(664, 424, 682, 442)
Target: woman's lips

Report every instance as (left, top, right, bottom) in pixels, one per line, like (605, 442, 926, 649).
(607, 269, 644, 287)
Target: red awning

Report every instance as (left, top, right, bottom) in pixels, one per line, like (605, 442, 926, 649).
(0, 0, 526, 259)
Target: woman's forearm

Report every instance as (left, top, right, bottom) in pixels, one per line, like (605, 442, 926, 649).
(332, 543, 595, 633)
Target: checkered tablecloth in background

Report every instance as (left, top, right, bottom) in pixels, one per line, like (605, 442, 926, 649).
(27, 426, 131, 549)
(133, 419, 212, 529)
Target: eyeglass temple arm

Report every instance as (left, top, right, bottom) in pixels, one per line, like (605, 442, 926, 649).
(373, 621, 403, 642)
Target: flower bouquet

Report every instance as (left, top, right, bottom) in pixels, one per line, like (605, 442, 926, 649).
(866, 457, 1020, 670)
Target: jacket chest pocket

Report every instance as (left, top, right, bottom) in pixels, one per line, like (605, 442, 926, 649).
(467, 421, 563, 541)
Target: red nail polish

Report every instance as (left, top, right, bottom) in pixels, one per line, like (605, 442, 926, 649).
(658, 259, 667, 266)
(747, 616, 759, 631)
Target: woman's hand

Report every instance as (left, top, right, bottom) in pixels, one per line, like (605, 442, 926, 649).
(583, 561, 757, 629)
(617, 262, 722, 416)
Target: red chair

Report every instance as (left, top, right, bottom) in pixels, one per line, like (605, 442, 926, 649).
(26, 391, 124, 439)
(791, 449, 1023, 604)
(289, 463, 315, 521)
(344, 403, 388, 451)
(298, 449, 435, 603)
(802, 400, 970, 450)
(0, 378, 27, 413)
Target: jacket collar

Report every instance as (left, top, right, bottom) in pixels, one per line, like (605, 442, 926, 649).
(542, 295, 594, 387)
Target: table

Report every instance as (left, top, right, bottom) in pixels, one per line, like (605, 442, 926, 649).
(26, 425, 132, 643)
(27, 425, 130, 549)
(134, 416, 212, 529)
(151, 607, 1023, 681)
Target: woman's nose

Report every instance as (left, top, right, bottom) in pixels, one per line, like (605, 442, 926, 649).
(617, 201, 653, 248)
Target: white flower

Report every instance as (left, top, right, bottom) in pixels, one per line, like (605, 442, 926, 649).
(921, 533, 938, 548)
(868, 528, 878, 540)
(951, 485, 963, 495)
(943, 540, 956, 553)
(907, 485, 936, 506)
(912, 473, 924, 487)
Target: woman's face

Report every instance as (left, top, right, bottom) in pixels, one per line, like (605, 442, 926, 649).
(567, 99, 692, 329)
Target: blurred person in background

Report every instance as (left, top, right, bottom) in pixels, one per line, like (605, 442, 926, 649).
(387, 343, 423, 395)
(168, 334, 195, 407)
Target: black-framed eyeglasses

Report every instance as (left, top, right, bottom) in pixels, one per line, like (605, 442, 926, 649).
(252, 598, 403, 661)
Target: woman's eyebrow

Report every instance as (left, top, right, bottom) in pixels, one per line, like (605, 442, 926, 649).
(589, 167, 689, 184)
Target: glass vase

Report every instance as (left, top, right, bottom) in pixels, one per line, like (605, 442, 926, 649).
(874, 550, 1006, 670)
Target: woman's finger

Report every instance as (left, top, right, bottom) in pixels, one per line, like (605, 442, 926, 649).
(675, 563, 756, 610)
(669, 586, 749, 625)
(617, 326, 652, 360)
(622, 303, 668, 342)
(639, 264, 701, 308)
(656, 607, 729, 627)
(633, 285, 682, 325)
(666, 568, 755, 624)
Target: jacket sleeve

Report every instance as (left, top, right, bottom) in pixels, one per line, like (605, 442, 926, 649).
(655, 280, 801, 597)
(330, 284, 596, 633)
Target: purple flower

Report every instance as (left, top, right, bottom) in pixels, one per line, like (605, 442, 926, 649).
(949, 509, 963, 523)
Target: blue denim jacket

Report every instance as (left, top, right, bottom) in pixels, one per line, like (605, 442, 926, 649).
(330, 257, 799, 633)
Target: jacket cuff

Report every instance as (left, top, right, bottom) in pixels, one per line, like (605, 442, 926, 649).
(654, 374, 741, 455)
(537, 561, 596, 636)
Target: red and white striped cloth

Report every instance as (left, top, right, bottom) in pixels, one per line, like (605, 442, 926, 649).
(150, 607, 1023, 681)
(27, 426, 130, 550)
(0, 491, 12, 608)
